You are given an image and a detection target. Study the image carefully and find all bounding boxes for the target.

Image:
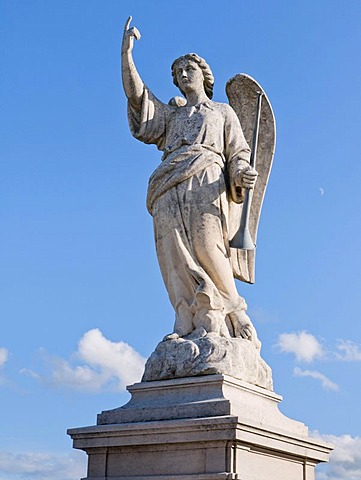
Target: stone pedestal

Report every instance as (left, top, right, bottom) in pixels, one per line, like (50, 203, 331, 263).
(68, 375, 332, 480)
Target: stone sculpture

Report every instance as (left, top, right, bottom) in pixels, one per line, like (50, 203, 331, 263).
(122, 17, 275, 389)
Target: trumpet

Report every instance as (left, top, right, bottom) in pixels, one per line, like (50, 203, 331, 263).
(230, 91, 263, 250)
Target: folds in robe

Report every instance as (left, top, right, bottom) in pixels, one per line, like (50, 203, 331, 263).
(127, 87, 257, 287)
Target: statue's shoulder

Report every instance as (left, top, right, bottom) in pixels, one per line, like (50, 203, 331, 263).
(209, 101, 238, 120)
(168, 96, 187, 107)
(208, 100, 232, 111)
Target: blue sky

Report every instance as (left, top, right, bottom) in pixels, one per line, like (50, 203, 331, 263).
(1, 1, 361, 478)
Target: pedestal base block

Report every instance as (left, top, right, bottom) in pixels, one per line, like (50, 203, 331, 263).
(68, 375, 332, 480)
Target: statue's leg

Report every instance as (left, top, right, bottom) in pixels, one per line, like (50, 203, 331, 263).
(152, 188, 198, 337)
(186, 166, 242, 332)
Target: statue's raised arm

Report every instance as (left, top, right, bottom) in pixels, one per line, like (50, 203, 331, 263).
(121, 16, 143, 108)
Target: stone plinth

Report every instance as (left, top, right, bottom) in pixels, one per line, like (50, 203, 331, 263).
(141, 333, 273, 391)
(68, 375, 332, 480)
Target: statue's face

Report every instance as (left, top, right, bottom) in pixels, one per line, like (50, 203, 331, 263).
(174, 59, 204, 95)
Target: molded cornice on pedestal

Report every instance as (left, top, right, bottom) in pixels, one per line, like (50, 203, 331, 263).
(68, 375, 332, 480)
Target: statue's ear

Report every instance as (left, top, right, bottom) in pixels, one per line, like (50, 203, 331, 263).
(168, 96, 187, 107)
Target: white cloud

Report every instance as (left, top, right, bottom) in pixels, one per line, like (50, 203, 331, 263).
(277, 331, 361, 365)
(77, 329, 145, 387)
(293, 367, 339, 391)
(277, 331, 325, 363)
(21, 329, 146, 392)
(312, 431, 361, 480)
(335, 340, 361, 361)
(0, 450, 86, 480)
(0, 348, 8, 368)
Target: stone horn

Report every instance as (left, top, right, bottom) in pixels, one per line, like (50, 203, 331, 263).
(230, 91, 263, 250)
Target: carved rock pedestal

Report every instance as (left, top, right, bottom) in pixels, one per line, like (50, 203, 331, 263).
(141, 333, 273, 390)
(68, 375, 332, 480)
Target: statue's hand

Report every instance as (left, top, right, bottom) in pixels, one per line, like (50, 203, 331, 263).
(122, 16, 141, 53)
(231, 167, 258, 201)
(240, 167, 258, 189)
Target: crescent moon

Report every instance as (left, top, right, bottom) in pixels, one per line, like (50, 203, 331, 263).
(319, 187, 324, 196)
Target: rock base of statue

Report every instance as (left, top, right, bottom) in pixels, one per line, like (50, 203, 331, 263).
(68, 375, 332, 480)
(141, 332, 273, 390)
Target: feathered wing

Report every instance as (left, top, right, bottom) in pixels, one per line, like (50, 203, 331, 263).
(226, 74, 276, 283)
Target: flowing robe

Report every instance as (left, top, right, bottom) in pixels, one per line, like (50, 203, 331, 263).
(128, 88, 252, 336)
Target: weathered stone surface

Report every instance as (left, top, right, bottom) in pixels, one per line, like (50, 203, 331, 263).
(142, 332, 272, 390)
(69, 375, 333, 480)
(97, 375, 301, 434)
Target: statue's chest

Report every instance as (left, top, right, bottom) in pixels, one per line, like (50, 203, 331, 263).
(166, 107, 223, 141)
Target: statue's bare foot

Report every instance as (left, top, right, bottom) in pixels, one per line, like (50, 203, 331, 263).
(237, 321, 252, 339)
(228, 310, 261, 350)
(163, 332, 180, 341)
(185, 326, 207, 340)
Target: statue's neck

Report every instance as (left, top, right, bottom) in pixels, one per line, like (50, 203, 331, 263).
(185, 91, 209, 107)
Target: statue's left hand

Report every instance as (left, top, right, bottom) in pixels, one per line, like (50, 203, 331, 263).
(241, 168, 258, 189)
(230, 167, 258, 202)
(233, 167, 258, 194)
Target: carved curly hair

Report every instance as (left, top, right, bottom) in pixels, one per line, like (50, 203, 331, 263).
(171, 53, 214, 100)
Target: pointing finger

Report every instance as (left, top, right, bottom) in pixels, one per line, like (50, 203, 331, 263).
(125, 15, 132, 31)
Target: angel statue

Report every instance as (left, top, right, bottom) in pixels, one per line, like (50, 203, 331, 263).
(122, 18, 275, 388)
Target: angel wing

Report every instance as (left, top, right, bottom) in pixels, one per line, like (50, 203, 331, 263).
(226, 74, 276, 283)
